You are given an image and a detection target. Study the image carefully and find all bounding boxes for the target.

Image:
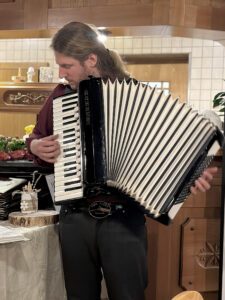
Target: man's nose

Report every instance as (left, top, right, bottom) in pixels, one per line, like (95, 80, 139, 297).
(59, 67, 67, 79)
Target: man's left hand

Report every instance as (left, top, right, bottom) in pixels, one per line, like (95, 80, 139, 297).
(190, 167, 218, 195)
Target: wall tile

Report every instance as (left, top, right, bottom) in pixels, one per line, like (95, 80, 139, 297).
(212, 79, 223, 90)
(201, 79, 212, 90)
(212, 68, 223, 79)
(124, 37, 133, 49)
(192, 39, 203, 47)
(191, 57, 202, 68)
(189, 89, 200, 100)
(200, 90, 212, 102)
(192, 47, 203, 57)
(190, 79, 201, 90)
(152, 38, 161, 48)
(202, 57, 212, 68)
(201, 68, 212, 79)
(191, 68, 202, 79)
(161, 38, 171, 48)
(202, 47, 213, 57)
(213, 57, 224, 68)
(213, 46, 224, 57)
(133, 38, 143, 48)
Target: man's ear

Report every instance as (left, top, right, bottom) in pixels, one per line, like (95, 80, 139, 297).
(86, 53, 98, 67)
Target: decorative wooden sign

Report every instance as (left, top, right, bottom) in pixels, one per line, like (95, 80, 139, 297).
(0, 82, 56, 112)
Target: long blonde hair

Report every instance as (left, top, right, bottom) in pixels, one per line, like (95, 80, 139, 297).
(51, 22, 130, 81)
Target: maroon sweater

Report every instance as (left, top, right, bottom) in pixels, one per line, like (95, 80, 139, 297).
(26, 83, 73, 167)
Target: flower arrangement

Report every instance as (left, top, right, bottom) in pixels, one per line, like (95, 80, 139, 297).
(0, 135, 32, 161)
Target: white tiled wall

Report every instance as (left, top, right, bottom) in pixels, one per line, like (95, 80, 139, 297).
(0, 35, 224, 111)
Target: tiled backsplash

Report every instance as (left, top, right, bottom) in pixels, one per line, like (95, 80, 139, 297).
(0, 36, 224, 112)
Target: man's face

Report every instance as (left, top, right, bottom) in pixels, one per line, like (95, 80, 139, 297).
(55, 51, 98, 90)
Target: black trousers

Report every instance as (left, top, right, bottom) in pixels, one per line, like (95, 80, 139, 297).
(59, 205, 148, 300)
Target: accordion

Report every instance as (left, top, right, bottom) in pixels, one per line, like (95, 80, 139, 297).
(53, 77, 224, 224)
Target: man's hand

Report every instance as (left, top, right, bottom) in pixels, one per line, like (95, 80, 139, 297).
(30, 134, 60, 163)
(190, 167, 218, 195)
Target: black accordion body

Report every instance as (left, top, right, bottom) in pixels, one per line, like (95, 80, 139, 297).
(53, 77, 224, 224)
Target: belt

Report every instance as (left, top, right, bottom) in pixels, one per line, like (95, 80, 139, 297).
(64, 200, 126, 219)
(62, 195, 129, 219)
(88, 200, 125, 219)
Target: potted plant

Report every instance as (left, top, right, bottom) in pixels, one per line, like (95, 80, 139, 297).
(213, 92, 225, 115)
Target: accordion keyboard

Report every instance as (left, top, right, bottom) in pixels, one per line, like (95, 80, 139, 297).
(53, 92, 83, 202)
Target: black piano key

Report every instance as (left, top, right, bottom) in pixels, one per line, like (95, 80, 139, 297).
(63, 147, 76, 152)
(64, 179, 81, 186)
(65, 172, 79, 177)
(64, 161, 77, 166)
(62, 95, 78, 103)
(62, 107, 75, 113)
(62, 101, 77, 107)
(63, 114, 75, 120)
(64, 153, 76, 158)
(64, 166, 78, 172)
(63, 128, 76, 134)
(63, 120, 76, 126)
(65, 186, 82, 192)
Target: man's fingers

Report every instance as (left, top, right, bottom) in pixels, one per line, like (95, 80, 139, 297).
(42, 134, 59, 141)
(194, 177, 211, 192)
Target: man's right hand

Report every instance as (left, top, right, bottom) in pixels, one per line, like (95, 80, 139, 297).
(30, 134, 60, 164)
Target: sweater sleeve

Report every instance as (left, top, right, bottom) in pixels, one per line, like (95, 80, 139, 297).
(26, 84, 67, 167)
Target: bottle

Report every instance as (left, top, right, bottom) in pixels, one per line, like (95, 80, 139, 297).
(27, 66, 35, 83)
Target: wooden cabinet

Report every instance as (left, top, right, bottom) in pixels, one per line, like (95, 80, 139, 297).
(145, 157, 222, 300)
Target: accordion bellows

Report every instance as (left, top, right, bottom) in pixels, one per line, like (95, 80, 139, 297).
(53, 78, 224, 224)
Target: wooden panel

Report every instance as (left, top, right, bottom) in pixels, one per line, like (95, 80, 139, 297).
(48, 5, 155, 28)
(181, 218, 220, 292)
(24, 0, 48, 29)
(49, 0, 151, 8)
(152, 0, 170, 24)
(196, 6, 212, 29)
(169, 0, 187, 26)
(211, 7, 225, 30)
(0, 110, 37, 137)
(125, 62, 188, 102)
(0, 0, 23, 30)
(0, 0, 15, 3)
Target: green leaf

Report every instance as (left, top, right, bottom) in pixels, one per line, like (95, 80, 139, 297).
(214, 92, 225, 99)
